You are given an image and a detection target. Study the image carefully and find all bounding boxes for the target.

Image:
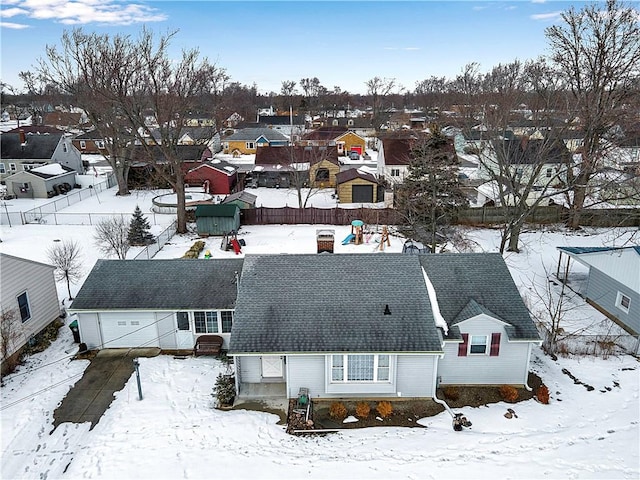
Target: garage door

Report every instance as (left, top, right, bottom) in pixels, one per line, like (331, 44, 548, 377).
(99, 312, 159, 348)
(352, 184, 373, 203)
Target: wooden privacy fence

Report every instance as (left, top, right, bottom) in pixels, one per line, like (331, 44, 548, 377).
(241, 205, 639, 227)
(242, 207, 404, 226)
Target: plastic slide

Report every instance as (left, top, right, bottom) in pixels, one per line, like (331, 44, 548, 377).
(230, 239, 242, 254)
(342, 233, 355, 245)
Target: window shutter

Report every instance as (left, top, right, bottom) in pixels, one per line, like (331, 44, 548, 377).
(458, 333, 469, 357)
(490, 333, 501, 356)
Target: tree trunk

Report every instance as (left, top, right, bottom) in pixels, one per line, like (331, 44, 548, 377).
(174, 174, 188, 234)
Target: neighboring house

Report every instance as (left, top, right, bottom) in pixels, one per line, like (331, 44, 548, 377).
(254, 145, 340, 188)
(0, 253, 61, 374)
(72, 130, 109, 155)
(184, 159, 238, 195)
(611, 130, 640, 174)
(128, 145, 209, 188)
(4, 163, 77, 199)
(335, 168, 384, 204)
(43, 111, 86, 131)
(556, 246, 640, 335)
(195, 204, 241, 236)
(221, 191, 257, 210)
(70, 259, 244, 351)
(312, 117, 376, 139)
(0, 131, 83, 181)
(222, 128, 289, 155)
(489, 137, 572, 190)
(70, 253, 540, 401)
(257, 115, 306, 139)
(376, 133, 420, 184)
(301, 127, 366, 157)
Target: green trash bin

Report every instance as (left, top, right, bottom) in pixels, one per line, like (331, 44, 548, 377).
(69, 320, 80, 343)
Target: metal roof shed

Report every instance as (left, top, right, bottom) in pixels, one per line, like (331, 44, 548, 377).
(195, 204, 240, 236)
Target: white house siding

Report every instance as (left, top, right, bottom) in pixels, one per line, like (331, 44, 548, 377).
(0, 254, 60, 360)
(286, 355, 325, 399)
(587, 268, 640, 334)
(396, 355, 438, 397)
(438, 315, 531, 386)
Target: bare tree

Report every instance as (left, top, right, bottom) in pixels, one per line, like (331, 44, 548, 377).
(365, 76, 397, 129)
(94, 216, 130, 259)
(114, 29, 226, 234)
(1, 308, 22, 376)
(47, 239, 83, 300)
(545, 0, 640, 228)
(38, 29, 141, 196)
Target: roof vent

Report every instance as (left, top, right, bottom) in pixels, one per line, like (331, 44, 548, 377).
(384, 304, 391, 315)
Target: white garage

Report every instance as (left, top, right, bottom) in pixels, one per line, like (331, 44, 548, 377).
(99, 312, 159, 348)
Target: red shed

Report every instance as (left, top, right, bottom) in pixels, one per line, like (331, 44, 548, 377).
(184, 160, 238, 195)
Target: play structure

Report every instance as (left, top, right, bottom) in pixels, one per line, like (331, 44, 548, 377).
(221, 230, 244, 255)
(316, 229, 335, 253)
(341, 220, 391, 251)
(342, 220, 364, 245)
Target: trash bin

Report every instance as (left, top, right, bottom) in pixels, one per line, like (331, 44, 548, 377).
(69, 320, 80, 343)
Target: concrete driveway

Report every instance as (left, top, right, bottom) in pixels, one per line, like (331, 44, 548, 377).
(53, 348, 160, 431)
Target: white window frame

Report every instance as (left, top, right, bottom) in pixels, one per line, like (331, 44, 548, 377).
(545, 167, 553, 178)
(194, 311, 218, 333)
(96, 140, 105, 149)
(221, 310, 233, 333)
(246, 141, 255, 150)
(9, 163, 17, 172)
(391, 168, 400, 177)
(330, 354, 392, 383)
(62, 142, 68, 152)
(0, 163, 5, 174)
(469, 335, 488, 355)
(616, 292, 631, 313)
(79, 140, 86, 149)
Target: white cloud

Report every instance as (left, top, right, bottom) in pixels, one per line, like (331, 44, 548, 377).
(0, 21, 30, 29)
(531, 11, 562, 21)
(0, 7, 29, 17)
(531, 0, 547, 3)
(1, 0, 166, 26)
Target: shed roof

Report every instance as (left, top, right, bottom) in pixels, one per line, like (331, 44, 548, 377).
(195, 204, 239, 218)
(70, 259, 243, 311)
(222, 191, 257, 205)
(335, 168, 379, 185)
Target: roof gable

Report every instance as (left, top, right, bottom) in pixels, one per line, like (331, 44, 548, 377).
(418, 253, 540, 341)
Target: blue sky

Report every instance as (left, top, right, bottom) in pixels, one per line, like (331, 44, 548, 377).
(1, 1, 594, 95)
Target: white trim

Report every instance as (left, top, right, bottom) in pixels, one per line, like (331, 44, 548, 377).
(616, 291, 631, 313)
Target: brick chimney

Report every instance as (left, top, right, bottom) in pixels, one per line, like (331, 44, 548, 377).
(19, 129, 26, 144)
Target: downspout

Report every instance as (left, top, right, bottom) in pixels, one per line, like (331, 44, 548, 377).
(431, 353, 455, 418)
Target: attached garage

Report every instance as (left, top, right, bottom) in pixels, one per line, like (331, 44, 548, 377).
(99, 312, 159, 348)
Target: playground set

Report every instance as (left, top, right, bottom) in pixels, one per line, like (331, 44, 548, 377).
(341, 219, 391, 251)
(220, 230, 244, 255)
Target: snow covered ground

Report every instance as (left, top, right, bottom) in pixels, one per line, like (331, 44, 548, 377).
(1, 184, 639, 479)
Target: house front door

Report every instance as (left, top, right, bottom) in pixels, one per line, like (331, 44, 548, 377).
(261, 356, 283, 378)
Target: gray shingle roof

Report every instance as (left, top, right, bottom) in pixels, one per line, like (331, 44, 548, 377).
(1, 133, 62, 159)
(418, 253, 540, 341)
(70, 259, 243, 311)
(229, 254, 443, 355)
(225, 128, 289, 142)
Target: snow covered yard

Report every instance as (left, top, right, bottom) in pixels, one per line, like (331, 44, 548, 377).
(1, 184, 639, 478)
(2, 327, 638, 479)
